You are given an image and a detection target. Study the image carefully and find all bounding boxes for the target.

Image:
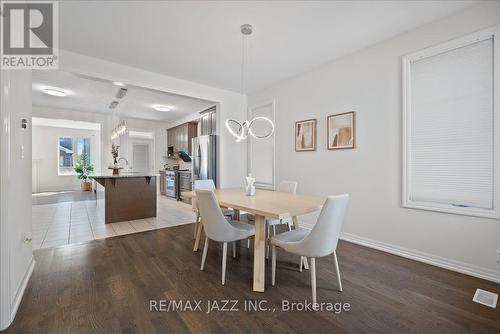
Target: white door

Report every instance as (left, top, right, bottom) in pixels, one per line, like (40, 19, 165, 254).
(132, 143, 151, 173)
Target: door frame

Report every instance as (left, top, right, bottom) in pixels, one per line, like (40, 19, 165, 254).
(0, 68, 11, 331)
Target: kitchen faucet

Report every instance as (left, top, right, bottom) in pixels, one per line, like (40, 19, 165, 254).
(117, 157, 129, 166)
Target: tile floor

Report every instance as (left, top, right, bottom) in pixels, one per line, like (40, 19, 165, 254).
(31, 192, 196, 250)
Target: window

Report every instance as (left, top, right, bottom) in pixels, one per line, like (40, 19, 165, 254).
(76, 137, 91, 164)
(248, 101, 275, 190)
(58, 137, 74, 175)
(58, 137, 91, 175)
(403, 26, 499, 218)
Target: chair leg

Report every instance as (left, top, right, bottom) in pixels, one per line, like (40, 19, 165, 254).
(272, 225, 276, 236)
(222, 242, 228, 285)
(200, 237, 209, 270)
(193, 219, 198, 239)
(333, 251, 343, 292)
(247, 239, 250, 249)
(193, 214, 200, 239)
(300, 256, 309, 271)
(271, 245, 276, 286)
(232, 241, 236, 258)
(193, 221, 203, 252)
(310, 258, 317, 304)
(287, 222, 292, 231)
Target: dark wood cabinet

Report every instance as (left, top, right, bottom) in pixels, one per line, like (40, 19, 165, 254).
(167, 122, 198, 155)
(211, 111, 216, 134)
(200, 107, 216, 136)
(167, 108, 215, 155)
(200, 113, 209, 135)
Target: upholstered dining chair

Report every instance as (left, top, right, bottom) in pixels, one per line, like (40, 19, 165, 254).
(196, 189, 255, 285)
(192, 179, 233, 239)
(271, 194, 349, 304)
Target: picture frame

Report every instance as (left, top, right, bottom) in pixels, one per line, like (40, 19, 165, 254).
(327, 111, 355, 150)
(295, 119, 317, 151)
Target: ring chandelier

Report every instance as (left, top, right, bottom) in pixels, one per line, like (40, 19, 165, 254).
(225, 117, 275, 142)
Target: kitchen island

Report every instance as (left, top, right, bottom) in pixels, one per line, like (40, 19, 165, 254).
(93, 173, 158, 224)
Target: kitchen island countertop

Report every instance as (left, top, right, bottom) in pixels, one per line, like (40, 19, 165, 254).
(92, 173, 159, 179)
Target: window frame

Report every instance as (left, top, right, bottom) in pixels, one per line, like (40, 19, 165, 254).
(57, 136, 92, 176)
(247, 100, 276, 190)
(402, 25, 500, 219)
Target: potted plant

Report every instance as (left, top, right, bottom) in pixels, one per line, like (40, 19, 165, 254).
(110, 143, 123, 174)
(111, 143, 120, 165)
(74, 154, 94, 191)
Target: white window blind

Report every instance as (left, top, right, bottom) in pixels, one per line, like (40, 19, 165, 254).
(248, 101, 275, 190)
(408, 37, 494, 210)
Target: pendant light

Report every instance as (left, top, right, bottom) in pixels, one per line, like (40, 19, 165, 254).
(109, 86, 127, 140)
(225, 24, 275, 142)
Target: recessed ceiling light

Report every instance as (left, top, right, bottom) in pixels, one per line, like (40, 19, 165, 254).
(41, 88, 67, 97)
(153, 105, 172, 112)
(113, 81, 125, 87)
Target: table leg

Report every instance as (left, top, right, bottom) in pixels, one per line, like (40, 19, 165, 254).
(292, 216, 309, 270)
(233, 209, 240, 221)
(253, 214, 266, 292)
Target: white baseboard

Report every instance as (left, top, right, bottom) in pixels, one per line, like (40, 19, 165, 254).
(340, 232, 500, 284)
(10, 257, 35, 322)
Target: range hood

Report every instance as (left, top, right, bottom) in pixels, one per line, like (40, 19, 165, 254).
(176, 150, 192, 162)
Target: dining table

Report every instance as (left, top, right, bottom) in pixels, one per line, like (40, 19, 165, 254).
(181, 187, 325, 292)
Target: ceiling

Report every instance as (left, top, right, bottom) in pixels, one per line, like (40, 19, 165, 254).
(32, 70, 216, 122)
(59, 1, 480, 93)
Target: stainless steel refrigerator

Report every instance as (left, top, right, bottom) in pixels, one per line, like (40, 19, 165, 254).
(192, 135, 217, 186)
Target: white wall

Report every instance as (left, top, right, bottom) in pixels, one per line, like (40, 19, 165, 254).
(0, 70, 34, 330)
(248, 2, 500, 282)
(58, 50, 247, 188)
(32, 125, 101, 192)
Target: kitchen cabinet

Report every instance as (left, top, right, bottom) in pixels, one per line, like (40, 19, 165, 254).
(167, 131, 173, 153)
(200, 107, 216, 136)
(167, 122, 198, 155)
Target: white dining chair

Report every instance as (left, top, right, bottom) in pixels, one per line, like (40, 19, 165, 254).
(196, 189, 256, 285)
(192, 179, 233, 239)
(271, 194, 349, 304)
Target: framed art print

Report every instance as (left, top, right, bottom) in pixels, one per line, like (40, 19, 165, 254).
(295, 119, 317, 151)
(327, 112, 355, 150)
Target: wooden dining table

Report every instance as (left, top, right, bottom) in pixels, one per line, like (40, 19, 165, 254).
(181, 188, 325, 292)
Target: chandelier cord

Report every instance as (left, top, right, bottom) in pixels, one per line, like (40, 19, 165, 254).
(240, 30, 246, 116)
(225, 24, 274, 143)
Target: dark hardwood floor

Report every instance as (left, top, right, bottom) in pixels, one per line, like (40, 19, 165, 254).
(3, 224, 499, 334)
